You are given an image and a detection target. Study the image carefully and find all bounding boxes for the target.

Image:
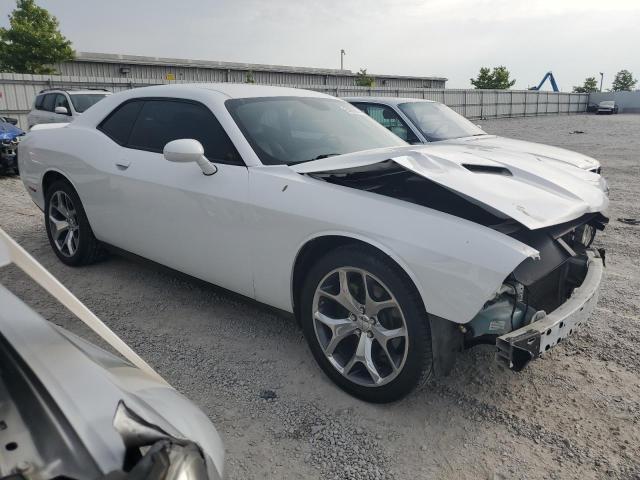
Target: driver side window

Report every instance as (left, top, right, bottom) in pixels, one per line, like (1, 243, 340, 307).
(353, 103, 420, 144)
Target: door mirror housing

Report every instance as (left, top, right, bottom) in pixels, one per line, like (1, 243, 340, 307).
(163, 139, 217, 176)
(54, 106, 69, 115)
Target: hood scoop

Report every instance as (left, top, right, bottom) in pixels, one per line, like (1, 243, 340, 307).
(462, 164, 512, 176)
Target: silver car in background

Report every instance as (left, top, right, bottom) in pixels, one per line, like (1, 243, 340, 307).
(346, 97, 603, 174)
(26, 89, 111, 129)
(0, 228, 224, 480)
(597, 100, 618, 114)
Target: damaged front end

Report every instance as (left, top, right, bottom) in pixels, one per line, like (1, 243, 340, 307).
(464, 213, 607, 370)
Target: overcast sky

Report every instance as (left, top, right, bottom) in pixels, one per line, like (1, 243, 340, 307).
(1, 0, 638, 89)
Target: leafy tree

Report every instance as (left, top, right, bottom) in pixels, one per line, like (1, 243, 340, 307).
(0, 0, 74, 74)
(610, 69, 637, 92)
(245, 71, 255, 83)
(355, 68, 375, 87)
(572, 77, 599, 93)
(470, 66, 516, 89)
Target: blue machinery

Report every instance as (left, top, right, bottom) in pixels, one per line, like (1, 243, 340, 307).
(529, 72, 559, 92)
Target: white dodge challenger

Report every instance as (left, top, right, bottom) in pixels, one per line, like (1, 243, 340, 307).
(19, 84, 609, 402)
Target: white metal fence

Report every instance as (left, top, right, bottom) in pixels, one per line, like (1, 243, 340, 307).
(0, 72, 589, 130)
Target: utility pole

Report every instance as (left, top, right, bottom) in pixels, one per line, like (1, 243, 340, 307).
(340, 49, 346, 71)
(599, 72, 604, 92)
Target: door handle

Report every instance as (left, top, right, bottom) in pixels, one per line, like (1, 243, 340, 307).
(115, 160, 131, 170)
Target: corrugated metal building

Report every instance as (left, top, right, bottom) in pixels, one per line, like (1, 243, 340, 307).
(56, 52, 447, 89)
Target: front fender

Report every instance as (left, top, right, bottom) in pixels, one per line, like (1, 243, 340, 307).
(249, 166, 537, 324)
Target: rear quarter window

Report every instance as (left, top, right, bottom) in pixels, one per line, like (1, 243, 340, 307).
(98, 101, 144, 145)
(34, 95, 44, 110)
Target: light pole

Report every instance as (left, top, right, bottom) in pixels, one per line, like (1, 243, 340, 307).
(340, 49, 346, 71)
(599, 72, 604, 92)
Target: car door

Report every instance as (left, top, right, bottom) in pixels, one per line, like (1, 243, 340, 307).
(95, 98, 254, 298)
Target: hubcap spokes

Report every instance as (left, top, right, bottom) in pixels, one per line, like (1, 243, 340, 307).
(312, 267, 409, 387)
(48, 191, 79, 257)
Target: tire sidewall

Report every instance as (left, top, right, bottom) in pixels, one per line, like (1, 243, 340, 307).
(300, 246, 432, 403)
(44, 180, 94, 266)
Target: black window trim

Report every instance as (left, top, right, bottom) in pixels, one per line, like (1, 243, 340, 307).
(97, 97, 245, 167)
(349, 101, 421, 144)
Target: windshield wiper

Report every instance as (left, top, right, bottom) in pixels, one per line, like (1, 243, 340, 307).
(289, 153, 341, 165)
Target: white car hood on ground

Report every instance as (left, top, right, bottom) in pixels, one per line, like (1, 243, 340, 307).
(442, 135, 600, 170)
(292, 144, 608, 230)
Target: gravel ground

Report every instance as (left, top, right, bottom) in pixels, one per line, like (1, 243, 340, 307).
(1, 113, 639, 480)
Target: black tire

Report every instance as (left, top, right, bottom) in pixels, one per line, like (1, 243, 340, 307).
(300, 245, 433, 403)
(44, 179, 106, 266)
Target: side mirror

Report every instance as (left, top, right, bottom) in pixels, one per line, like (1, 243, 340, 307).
(55, 106, 69, 115)
(163, 139, 217, 176)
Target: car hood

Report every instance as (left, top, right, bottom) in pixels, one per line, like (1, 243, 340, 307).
(291, 144, 608, 230)
(440, 135, 600, 171)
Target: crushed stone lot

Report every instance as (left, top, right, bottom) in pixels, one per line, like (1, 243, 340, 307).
(1, 113, 639, 480)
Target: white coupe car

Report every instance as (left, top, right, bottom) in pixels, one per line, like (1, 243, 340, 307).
(19, 84, 608, 402)
(346, 97, 603, 174)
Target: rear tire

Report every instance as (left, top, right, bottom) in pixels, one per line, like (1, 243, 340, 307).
(300, 245, 433, 403)
(44, 180, 106, 266)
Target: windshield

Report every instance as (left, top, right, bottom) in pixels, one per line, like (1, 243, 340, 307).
(69, 94, 108, 113)
(225, 97, 406, 165)
(398, 102, 485, 141)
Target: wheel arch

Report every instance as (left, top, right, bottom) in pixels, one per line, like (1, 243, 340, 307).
(42, 168, 77, 196)
(290, 232, 426, 322)
(41, 169, 99, 238)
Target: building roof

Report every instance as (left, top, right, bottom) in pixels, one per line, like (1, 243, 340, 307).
(72, 52, 448, 82)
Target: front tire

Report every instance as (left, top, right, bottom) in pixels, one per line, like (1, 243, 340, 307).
(300, 245, 433, 403)
(44, 180, 105, 266)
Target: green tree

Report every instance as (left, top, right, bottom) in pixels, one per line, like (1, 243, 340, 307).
(470, 66, 516, 89)
(610, 69, 637, 92)
(355, 68, 375, 87)
(0, 0, 74, 74)
(245, 71, 255, 83)
(572, 77, 599, 93)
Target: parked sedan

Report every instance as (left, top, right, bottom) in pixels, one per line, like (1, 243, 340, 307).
(0, 227, 224, 480)
(346, 97, 604, 174)
(596, 101, 618, 114)
(19, 84, 608, 402)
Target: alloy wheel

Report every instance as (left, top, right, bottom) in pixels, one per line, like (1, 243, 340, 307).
(48, 190, 79, 257)
(312, 267, 409, 387)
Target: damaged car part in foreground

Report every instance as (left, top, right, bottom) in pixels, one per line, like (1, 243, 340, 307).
(19, 85, 609, 402)
(0, 228, 224, 479)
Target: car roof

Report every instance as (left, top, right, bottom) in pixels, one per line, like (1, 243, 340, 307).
(70, 82, 338, 127)
(38, 89, 111, 95)
(342, 96, 436, 106)
(136, 82, 332, 100)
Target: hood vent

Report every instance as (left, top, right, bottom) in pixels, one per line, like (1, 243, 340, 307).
(462, 164, 512, 176)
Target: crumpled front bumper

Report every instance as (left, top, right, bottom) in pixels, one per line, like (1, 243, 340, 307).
(496, 250, 604, 371)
